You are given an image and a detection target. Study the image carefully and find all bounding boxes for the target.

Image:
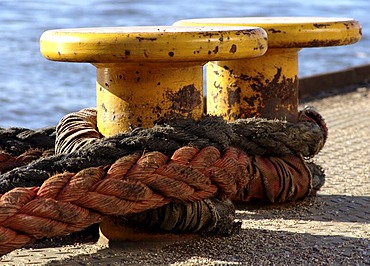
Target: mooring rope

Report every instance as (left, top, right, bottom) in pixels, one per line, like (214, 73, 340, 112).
(0, 126, 55, 174)
(55, 107, 327, 157)
(0, 126, 55, 155)
(0, 106, 327, 255)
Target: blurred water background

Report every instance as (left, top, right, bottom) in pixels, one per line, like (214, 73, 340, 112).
(0, 0, 369, 129)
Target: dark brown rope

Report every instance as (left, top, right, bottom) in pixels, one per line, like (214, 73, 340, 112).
(56, 107, 326, 157)
(0, 126, 55, 156)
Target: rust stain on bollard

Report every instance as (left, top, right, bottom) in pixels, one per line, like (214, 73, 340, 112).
(256, 67, 298, 119)
(95, 63, 206, 133)
(166, 84, 202, 114)
(206, 48, 299, 121)
(210, 65, 298, 120)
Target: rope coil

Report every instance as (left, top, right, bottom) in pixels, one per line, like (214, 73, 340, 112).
(0, 107, 327, 255)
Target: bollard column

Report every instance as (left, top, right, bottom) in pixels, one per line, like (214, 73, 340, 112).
(40, 25, 268, 241)
(94, 62, 205, 136)
(174, 17, 362, 122)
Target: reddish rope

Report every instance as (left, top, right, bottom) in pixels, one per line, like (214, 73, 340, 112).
(0, 146, 310, 254)
(0, 149, 54, 174)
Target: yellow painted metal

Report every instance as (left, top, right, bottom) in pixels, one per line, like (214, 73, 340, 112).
(174, 17, 362, 48)
(40, 26, 267, 136)
(174, 17, 362, 122)
(40, 26, 267, 63)
(95, 62, 204, 134)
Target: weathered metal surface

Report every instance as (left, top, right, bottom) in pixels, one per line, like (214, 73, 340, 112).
(96, 62, 204, 136)
(207, 48, 299, 122)
(41, 26, 267, 136)
(174, 17, 362, 122)
(40, 26, 267, 63)
(174, 17, 362, 48)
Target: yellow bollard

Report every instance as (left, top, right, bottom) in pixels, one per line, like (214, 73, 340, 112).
(174, 17, 362, 122)
(40, 26, 267, 137)
(40, 25, 268, 241)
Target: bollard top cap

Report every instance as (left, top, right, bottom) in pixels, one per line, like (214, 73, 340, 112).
(40, 26, 267, 63)
(174, 17, 362, 48)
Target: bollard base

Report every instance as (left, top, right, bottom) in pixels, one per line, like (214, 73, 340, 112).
(98, 217, 199, 248)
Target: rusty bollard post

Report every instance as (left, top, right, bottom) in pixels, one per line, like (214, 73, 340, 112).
(40, 26, 268, 241)
(40, 26, 267, 137)
(174, 18, 362, 122)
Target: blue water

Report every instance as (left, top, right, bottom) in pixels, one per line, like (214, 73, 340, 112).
(0, 0, 369, 128)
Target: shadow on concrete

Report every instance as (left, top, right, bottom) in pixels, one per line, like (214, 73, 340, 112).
(42, 225, 369, 265)
(234, 194, 370, 224)
(33, 193, 370, 265)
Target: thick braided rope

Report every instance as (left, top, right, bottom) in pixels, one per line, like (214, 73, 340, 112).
(0, 107, 326, 193)
(0, 149, 55, 174)
(0, 126, 55, 155)
(0, 108, 326, 254)
(0, 127, 55, 174)
(0, 145, 309, 254)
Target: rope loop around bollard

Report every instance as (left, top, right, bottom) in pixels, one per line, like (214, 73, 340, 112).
(0, 107, 327, 255)
(55, 106, 327, 157)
